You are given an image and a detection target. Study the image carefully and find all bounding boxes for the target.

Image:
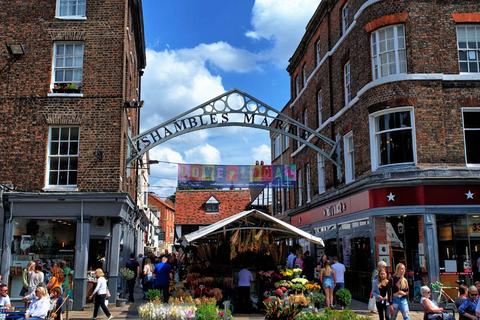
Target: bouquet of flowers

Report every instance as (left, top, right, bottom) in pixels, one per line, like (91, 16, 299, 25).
(120, 267, 135, 280)
(138, 302, 196, 320)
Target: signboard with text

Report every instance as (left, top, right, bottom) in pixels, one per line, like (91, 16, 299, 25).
(178, 164, 297, 188)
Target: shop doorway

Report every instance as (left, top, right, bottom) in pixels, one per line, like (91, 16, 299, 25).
(88, 238, 109, 271)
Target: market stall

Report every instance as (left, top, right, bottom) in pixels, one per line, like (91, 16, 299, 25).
(176, 209, 324, 312)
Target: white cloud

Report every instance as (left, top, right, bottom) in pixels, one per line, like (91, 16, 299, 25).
(247, 0, 321, 67)
(251, 144, 271, 164)
(184, 144, 222, 164)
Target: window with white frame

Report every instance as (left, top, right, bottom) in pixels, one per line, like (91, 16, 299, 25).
(47, 127, 79, 187)
(343, 131, 355, 183)
(317, 154, 326, 194)
(283, 127, 289, 150)
(297, 168, 303, 206)
(296, 118, 301, 149)
(456, 25, 480, 73)
(306, 163, 312, 203)
(302, 65, 307, 86)
(273, 135, 282, 159)
(371, 24, 406, 80)
(56, 0, 86, 18)
(369, 107, 416, 170)
(295, 76, 301, 96)
(341, 4, 349, 35)
(303, 109, 309, 142)
(205, 196, 219, 213)
(344, 61, 351, 105)
(316, 40, 321, 66)
(317, 90, 323, 127)
(463, 109, 480, 165)
(52, 42, 84, 93)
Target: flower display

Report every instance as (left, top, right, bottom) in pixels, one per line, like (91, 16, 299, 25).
(120, 267, 135, 280)
(138, 302, 196, 320)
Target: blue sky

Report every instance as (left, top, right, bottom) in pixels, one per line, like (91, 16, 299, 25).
(140, 0, 321, 197)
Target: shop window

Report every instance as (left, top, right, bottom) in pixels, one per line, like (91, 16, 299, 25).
(204, 196, 219, 213)
(371, 24, 407, 80)
(46, 127, 80, 189)
(463, 109, 480, 165)
(369, 107, 416, 170)
(343, 131, 355, 183)
(456, 25, 480, 73)
(317, 154, 326, 194)
(344, 61, 351, 106)
(52, 42, 84, 94)
(56, 0, 86, 18)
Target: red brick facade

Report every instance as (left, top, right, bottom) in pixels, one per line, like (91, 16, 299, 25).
(0, 0, 145, 196)
(175, 190, 251, 225)
(148, 193, 175, 245)
(271, 0, 480, 215)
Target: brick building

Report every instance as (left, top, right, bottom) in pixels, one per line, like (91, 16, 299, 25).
(271, 0, 480, 300)
(174, 190, 251, 240)
(148, 193, 175, 253)
(0, 0, 145, 308)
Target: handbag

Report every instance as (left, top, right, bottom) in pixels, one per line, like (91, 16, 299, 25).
(368, 292, 377, 313)
(106, 289, 111, 298)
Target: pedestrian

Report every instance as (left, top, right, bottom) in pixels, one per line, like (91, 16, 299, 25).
(58, 260, 73, 298)
(142, 258, 154, 298)
(390, 263, 410, 320)
(24, 286, 50, 320)
(455, 284, 468, 311)
(236, 266, 254, 313)
(28, 264, 44, 296)
(21, 261, 35, 297)
(302, 251, 315, 281)
(47, 265, 64, 294)
(154, 256, 172, 303)
(372, 269, 390, 320)
(49, 287, 64, 320)
(458, 285, 477, 320)
(287, 249, 297, 269)
(370, 260, 387, 314)
(125, 253, 140, 302)
(320, 261, 336, 308)
(88, 268, 112, 320)
(331, 256, 346, 290)
(0, 283, 12, 309)
(294, 253, 304, 270)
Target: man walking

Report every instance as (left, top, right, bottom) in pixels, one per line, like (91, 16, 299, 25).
(302, 251, 315, 281)
(331, 256, 346, 290)
(125, 253, 140, 302)
(237, 266, 254, 313)
(154, 256, 172, 303)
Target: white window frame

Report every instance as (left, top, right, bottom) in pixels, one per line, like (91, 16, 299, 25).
(317, 154, 326, 194)
(55, 0, 87, 19)
(317, 90, 323, 128)
(296, 118, 302, 150)
(371, 24, 407, 80)
(283, 126, 290, 150)
(273, 135, 282, 159)
(316, 40, 321, 66)
(297, 168, 303, 206)
(303, 109, 309, 140)
(205, 196, 220, 214)
(302, 65, 307, 86)
(45, 126, 80, 190)
(341, 4, 349, 35)
(295, 76, 301, 96)
(369, 106, 417, 171)
(462, 108, 480, 167)
(344, 61, 351, 106)
(343, 131, 355, 183)
(51, 42, 84, 94)
(306, 163, 312, 203)
(456, 25, 480, 73)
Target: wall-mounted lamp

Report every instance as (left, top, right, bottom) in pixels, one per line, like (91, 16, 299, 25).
(123, 100, 144, 109)
(6, 44, 26, 57)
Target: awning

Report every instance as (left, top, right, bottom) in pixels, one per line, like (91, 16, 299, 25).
(182, 209, 324, 246)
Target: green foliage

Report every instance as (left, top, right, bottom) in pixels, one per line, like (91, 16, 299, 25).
(264, 296, 303, 320)
(295, 309, 369, 320)
(145, 289, 162, 301)
(335, 289, 352, 307)
(195, 300, 220, 320)
(308, 291, 325, 307)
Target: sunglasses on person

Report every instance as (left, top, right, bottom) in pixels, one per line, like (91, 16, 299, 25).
(469, 293, 478, 297)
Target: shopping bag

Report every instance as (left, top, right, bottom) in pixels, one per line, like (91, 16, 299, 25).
(368, 292, 377, 313)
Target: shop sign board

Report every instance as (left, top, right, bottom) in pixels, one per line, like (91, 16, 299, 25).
(323, 201, 347, 217)
(178, 164, 297, 188)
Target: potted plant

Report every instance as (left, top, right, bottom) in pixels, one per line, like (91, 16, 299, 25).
(335, 288, 352, 309)
(52, 82, 82, 93)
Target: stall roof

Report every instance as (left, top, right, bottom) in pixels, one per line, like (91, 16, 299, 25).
(182, 209, 324, 246)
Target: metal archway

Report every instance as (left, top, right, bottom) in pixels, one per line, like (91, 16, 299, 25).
(128, 89, 343, 178)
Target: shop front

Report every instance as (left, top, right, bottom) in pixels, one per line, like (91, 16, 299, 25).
(0, 192, 139, 310)
(291, 184, 480, 302)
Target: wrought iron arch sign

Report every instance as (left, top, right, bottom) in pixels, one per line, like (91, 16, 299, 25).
(128, 89, 343, 178)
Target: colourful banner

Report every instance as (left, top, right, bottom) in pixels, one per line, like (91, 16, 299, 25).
(178, 164, 296, 188)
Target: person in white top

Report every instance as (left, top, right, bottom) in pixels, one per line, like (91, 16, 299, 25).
(88, 268, 112, 320)
(0, 284, 11, 309)
(331, 256, 346, 290)
(28, 264, 44, 295)
(237, 267, 254, 313)
(24, 286, 50, 320)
